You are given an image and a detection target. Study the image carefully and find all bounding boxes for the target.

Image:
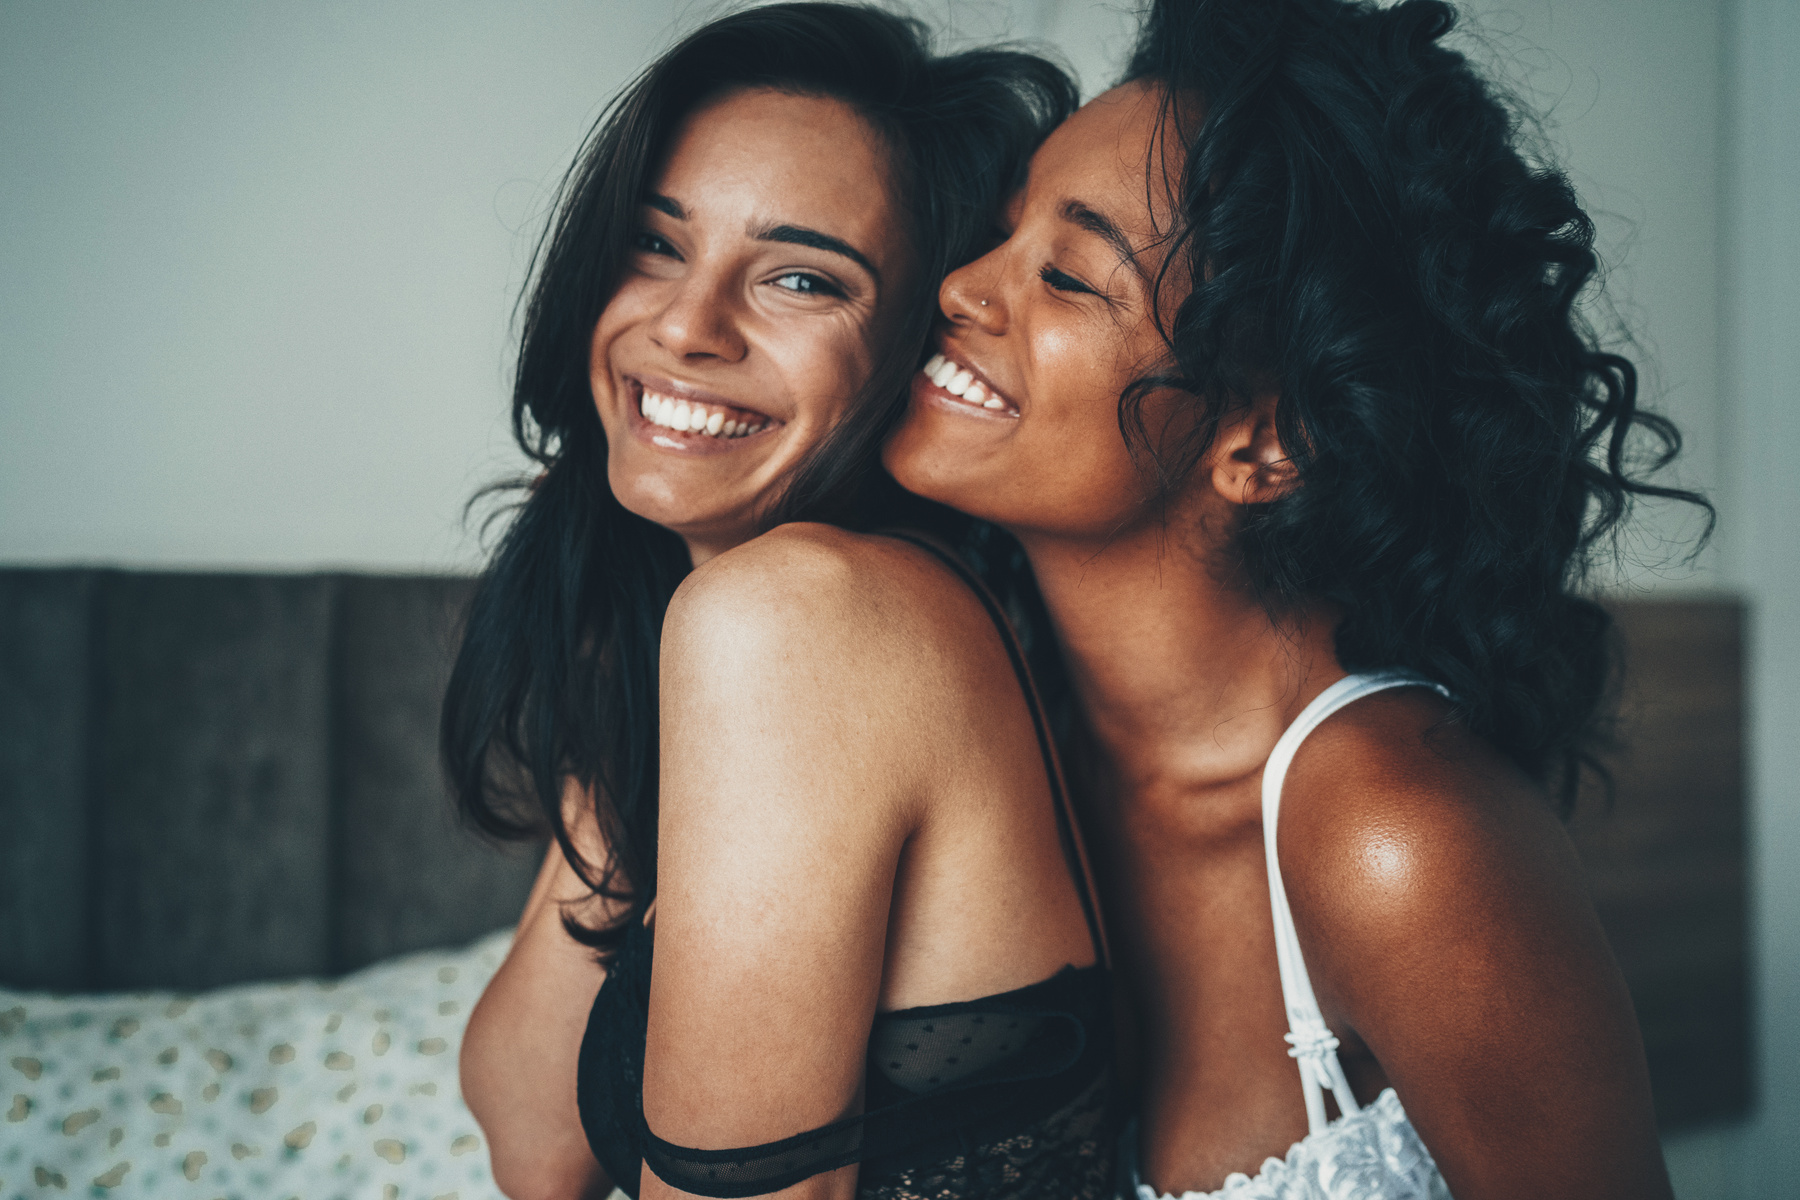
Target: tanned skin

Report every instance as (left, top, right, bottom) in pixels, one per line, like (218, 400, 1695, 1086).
(462, 87, 1099, 1200)
(884, 81, 1671, 1199)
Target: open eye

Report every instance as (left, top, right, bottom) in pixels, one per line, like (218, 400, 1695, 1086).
(770, 271, 845, 298)
(1039, 263, 1098, 296)
(632, 231, 680, 259)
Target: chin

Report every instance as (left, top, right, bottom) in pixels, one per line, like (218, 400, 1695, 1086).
(605, 459, 699, 535)
(882, 421, 991, 522)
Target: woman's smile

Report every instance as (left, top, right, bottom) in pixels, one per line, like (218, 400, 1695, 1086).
(625, 372, 782, 456)
(912, 350, 1020, 418)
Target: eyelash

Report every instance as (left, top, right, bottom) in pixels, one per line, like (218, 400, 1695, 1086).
(632, 234, 844, 299)
(771, 272, 845, 299)
(1039, 264, 1097, 296)
(632, 232, 678, 258)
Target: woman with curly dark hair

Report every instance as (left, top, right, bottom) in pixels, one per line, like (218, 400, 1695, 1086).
(884, 0, 1705, 1195)
(444, 6, 1121, 1200)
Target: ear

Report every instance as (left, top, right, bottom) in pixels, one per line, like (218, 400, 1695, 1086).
(1208, 392, 1297, 506)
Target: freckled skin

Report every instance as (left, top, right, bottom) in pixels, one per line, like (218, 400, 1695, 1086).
(887, 82, 1670, 1199)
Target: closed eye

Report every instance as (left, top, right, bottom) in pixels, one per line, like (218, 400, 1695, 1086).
(770, 271, 846, 299)
(1039, 263, 1098, 297)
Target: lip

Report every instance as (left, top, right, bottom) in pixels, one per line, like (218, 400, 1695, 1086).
(911, 344, 1020, 420)
(622, 372, 783, 454)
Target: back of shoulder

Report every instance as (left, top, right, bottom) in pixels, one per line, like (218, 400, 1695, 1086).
(663, 522, 997, 685)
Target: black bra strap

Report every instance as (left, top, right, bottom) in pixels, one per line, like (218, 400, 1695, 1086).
(882, 530, 1108, 968)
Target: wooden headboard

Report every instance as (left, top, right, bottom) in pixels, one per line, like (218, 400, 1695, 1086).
(1570, 599, 1747, 1130)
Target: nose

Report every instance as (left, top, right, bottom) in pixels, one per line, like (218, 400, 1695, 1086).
(939, 246, 1006, 335)
(649, 268, 748, 363)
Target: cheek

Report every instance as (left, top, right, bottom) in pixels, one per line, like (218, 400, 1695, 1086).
(590, 279, 663, 370)
(942, 326, 1160, 532)
(1027, 322, 1139, 421)
(770, 318, 877, 428)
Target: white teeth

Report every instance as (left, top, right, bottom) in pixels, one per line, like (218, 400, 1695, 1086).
(920, 357, 1009, 411)
(636, 386, 776, 438)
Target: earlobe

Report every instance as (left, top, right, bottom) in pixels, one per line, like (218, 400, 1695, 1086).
(1209, 392, 1296, 506)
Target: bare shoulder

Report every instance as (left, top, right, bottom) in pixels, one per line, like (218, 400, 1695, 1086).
(1276, 686, 1590, 971)
(664, 522, 1000, 680)
(1272, 698, 1664, 1197)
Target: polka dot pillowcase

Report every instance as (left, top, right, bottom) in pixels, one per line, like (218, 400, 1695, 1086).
(0, 929, 513, 1199)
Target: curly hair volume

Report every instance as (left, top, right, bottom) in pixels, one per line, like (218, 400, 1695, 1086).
(1123, 0, 1711, 806)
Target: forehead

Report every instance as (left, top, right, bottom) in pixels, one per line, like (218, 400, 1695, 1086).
(1028, 80, 1184, 244)
(654, 88, 905, 258)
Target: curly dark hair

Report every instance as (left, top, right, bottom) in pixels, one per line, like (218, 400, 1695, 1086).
(1121, 0, 1710, 806)
(440, 3, 1075, 956)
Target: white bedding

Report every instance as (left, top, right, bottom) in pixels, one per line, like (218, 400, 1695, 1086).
(1, 929, 513, 1199)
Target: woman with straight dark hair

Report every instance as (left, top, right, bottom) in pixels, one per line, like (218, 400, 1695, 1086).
(884, 0, 1708, 1195)
(445, 7, 1114, 1200)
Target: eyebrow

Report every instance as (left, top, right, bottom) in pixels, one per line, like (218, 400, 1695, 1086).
(642, 193, 880, 285)
(753, 223, 881, 283)
(1061, 199, 1140, 273)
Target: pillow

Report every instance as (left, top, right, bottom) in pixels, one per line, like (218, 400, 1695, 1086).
(1, 929, 514, 1199)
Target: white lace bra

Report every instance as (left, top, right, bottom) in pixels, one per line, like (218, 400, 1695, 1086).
(1130, 672, 1456, 1200)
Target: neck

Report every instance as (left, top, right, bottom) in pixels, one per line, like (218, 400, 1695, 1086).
(1018, 521, 1343, 793)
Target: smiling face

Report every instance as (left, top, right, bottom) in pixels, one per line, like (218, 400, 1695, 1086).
(883, 82, 1193, 543)
(591, 87, 912, 562)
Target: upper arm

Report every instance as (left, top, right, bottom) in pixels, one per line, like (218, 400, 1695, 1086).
(641, 528, 945, 1194)
(1280, 697, 1669, 1199)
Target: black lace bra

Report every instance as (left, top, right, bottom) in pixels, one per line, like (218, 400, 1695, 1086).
(575, 534, 1117, 1199)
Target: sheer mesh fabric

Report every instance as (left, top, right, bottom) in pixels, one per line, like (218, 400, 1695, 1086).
(869, 1005, 1056, 1093)
(574, 534, 1117, 1198)
(579, 928, 1115, 1199)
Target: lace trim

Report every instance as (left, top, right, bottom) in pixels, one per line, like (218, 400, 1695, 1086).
(1130, 1089, 1452, 1200)
(859, 1071, 1117, 1200)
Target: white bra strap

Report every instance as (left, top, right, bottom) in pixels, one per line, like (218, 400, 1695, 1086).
(1261, 671, 1449, 1136)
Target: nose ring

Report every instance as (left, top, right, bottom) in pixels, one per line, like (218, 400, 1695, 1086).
(980, 299, 989, 307)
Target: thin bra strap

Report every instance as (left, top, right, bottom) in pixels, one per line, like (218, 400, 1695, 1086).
(884, 530, 1109, 968)
(1262, 671, 1450, 1136)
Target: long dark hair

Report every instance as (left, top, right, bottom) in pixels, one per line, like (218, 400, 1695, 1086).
(1120, 0, 1711, 806)
(441, 3, 1075, 954)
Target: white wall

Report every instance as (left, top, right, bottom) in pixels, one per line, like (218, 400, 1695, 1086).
(0, 3, 707, 570)
(2, 2, 1792, 1193)
(1670, 1, 1800, 1193)
(0, 0, 1044, 572)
